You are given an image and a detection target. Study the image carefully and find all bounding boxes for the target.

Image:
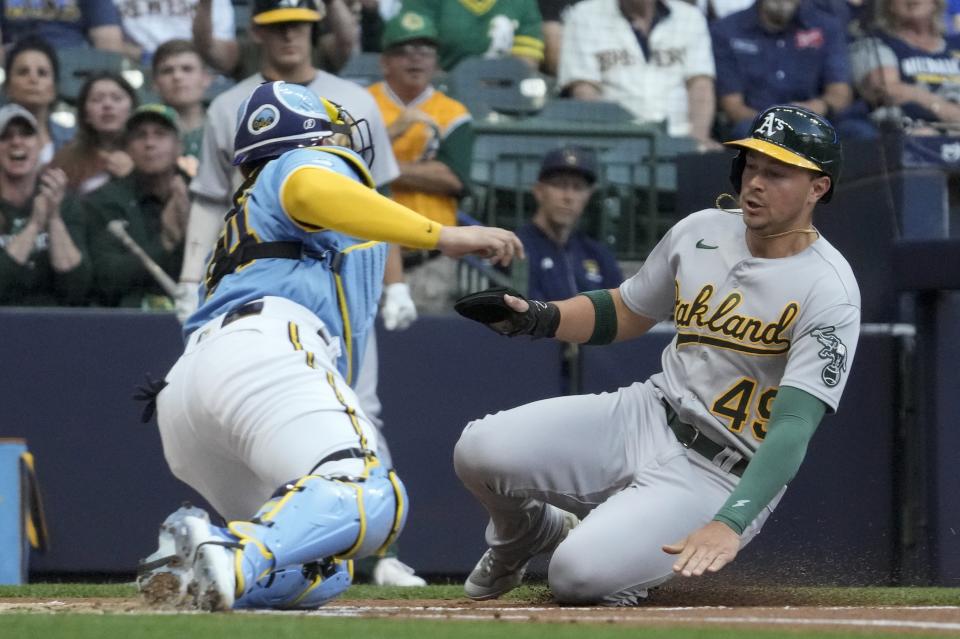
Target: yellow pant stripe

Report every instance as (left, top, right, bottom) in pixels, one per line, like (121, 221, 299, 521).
(374, 470, 405, 556)
(288, 321, 317, 368)
(287, 322, 302, 350)
(325, 371, 369, 452)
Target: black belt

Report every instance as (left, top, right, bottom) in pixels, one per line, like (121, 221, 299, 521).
(221, 300, 265, 327)
(662, 401, 748, 477)
(402, 249, 442, 269)
(309, 447, 375, 476)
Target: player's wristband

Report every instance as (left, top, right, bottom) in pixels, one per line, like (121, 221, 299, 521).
(580, 289, 617, 345)
(526, 300, 561, 339)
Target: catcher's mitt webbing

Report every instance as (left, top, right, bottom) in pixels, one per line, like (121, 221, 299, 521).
(454, 287, 560, 338)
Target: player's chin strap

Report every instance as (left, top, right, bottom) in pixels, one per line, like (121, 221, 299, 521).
(715, 193, 820, 240)
(715, 193, 740, 213)
(761, 227, 820, 239)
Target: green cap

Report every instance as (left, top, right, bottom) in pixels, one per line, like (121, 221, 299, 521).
(382, 11, 439, 50)
(126, 104, 180, 134)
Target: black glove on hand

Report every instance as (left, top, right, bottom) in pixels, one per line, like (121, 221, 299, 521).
(454, 286, 560, 338)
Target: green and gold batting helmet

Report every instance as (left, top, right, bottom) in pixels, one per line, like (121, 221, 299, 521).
(726, 105, 842, 203)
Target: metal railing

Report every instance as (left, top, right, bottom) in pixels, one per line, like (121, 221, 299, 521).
(467, 119, 694, 261)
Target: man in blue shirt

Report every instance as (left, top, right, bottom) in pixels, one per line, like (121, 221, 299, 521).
(517, 146, 622, 301)
(710, 0, 852, 139)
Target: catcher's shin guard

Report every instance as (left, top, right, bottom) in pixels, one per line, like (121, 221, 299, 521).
(234, 560, 352, 609)
(229, 468, 408, 598)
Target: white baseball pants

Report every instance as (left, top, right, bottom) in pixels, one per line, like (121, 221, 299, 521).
(157, 297, 381, 521)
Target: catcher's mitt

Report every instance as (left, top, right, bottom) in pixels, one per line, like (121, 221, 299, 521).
(454, 286, 560, 338)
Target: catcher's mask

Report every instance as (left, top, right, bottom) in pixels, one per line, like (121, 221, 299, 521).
(233, 81, 375, 180)
(725, 104, 842, 203)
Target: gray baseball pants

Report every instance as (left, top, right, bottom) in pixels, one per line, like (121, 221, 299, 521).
(454, 380, 775, 605)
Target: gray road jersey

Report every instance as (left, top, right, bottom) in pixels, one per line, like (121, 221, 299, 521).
(190, 71, 400, 203)
(620, 208, 861, 457)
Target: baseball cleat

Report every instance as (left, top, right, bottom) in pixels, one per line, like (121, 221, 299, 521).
(602, 587, 650, 606)
(372, 557, 427, 587)
(464, 549, 528, 600)
(181, 515, 238, 612)
(137, 504, 210, 607)
(465, 508, 578, 601)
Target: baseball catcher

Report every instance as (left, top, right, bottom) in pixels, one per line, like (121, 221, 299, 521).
(136, 81, 523, 611)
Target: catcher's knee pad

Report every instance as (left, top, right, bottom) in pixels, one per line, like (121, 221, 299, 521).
(234, 560, 352, 610)
(353, 466, 409, 558)
(228, 467, 407, 596)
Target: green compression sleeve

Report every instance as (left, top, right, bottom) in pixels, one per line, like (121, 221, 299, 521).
(712, 386, 827, 535)
(580, 289, 618, 345)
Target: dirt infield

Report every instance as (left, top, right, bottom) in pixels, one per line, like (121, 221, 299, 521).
(2, 597, 959, 635)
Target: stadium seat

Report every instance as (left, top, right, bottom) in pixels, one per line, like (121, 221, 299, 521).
(339, 52, 383, 87)
(445, 56, 547, 120)
(537, 98, 635, 124)
(57, 48, 126, 104)
(234, 0, 252, 34)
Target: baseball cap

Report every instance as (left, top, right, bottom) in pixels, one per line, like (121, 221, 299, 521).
(252, 0, 324, 25)
(126, 104, 181, 134)
(538, 146, 597, 184)
(0, 104, 39, 136)
(382, 11, 439, 50)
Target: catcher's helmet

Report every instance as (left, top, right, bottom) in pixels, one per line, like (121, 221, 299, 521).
(725, 105, 842, 203)
(233, 81, 375, 184)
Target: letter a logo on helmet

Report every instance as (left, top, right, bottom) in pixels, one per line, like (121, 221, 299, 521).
(754, 112, 784, 138)
(725, 104, 843, 203)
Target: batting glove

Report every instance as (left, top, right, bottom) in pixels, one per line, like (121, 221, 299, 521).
(381, 282, 417, 331)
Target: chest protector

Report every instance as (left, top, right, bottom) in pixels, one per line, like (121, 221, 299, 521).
(204, 165, 387, 384)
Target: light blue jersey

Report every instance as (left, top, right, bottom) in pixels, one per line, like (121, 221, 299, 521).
(185, 147, 388, 383)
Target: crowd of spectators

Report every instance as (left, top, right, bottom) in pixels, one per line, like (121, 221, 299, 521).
(850, 0, 960, 130)
(2, 0, 960, 311)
